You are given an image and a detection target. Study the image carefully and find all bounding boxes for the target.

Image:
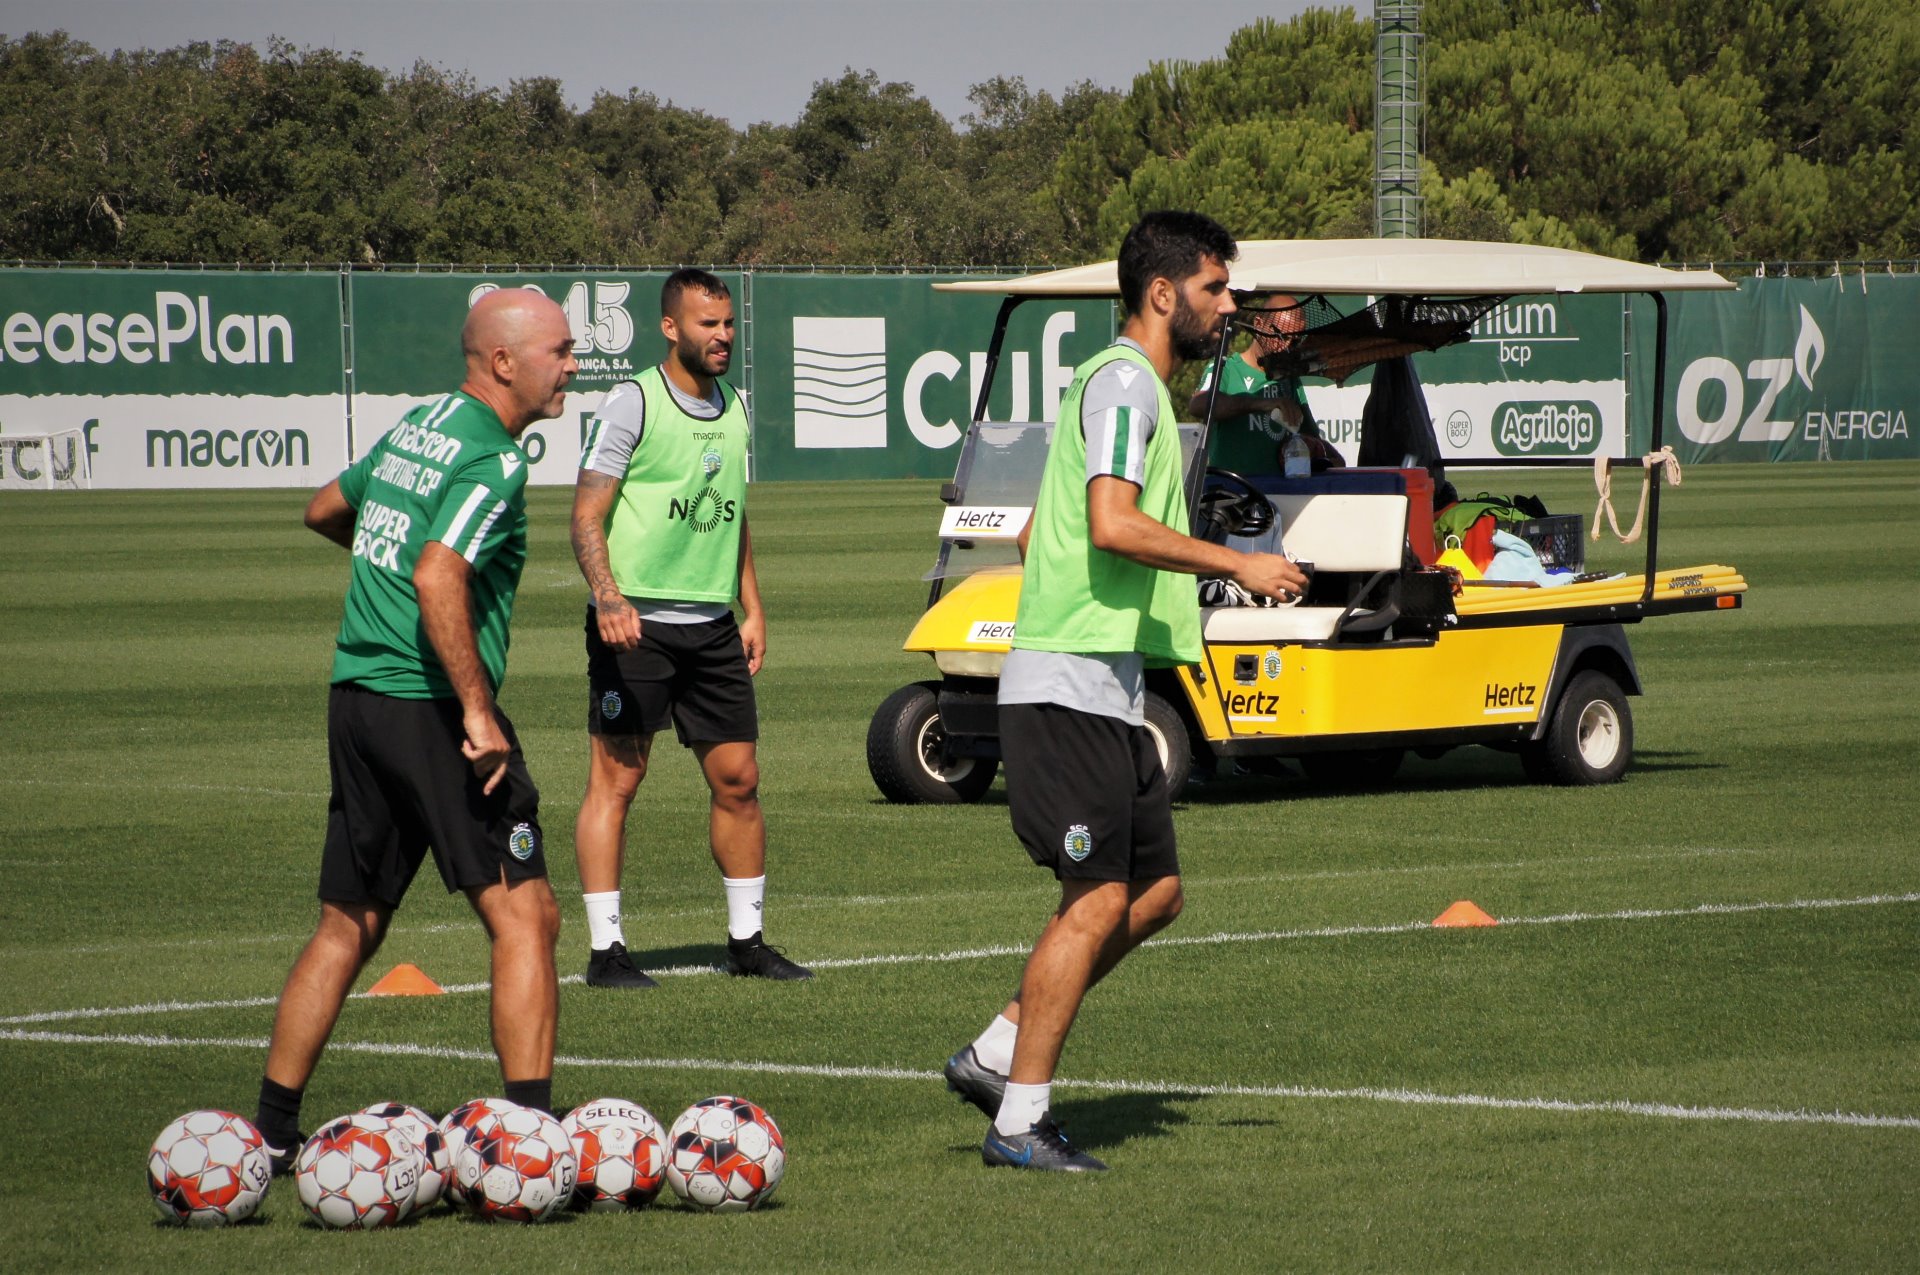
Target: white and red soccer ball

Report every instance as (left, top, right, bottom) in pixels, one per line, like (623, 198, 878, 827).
(147, 1109, 274, 1227)
(563, 1097, 669, 1212)
(294, 1112, 420, 1229)
(437, 1096, 521, 1208)
(665, 1096, 785, 1212)
(356, 1101, 450, 1216)
(453, 1102, 577, 1222)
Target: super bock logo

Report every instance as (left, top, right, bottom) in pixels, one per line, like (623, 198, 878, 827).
(508, 823, 538, 861)
(1063, 824, 1093, 862)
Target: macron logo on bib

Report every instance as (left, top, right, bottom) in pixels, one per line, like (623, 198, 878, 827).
(1114, 365, 1139, 389)
(500, 454, 522, 478)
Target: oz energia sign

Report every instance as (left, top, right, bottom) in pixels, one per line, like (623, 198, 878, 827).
(1653, 279, 1914, 461)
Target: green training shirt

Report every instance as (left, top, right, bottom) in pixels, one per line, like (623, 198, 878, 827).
(329, 391, 531, 699)
(1197, 354, 1307, 473)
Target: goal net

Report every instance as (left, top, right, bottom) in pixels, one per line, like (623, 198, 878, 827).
(0, 430, 91, 491)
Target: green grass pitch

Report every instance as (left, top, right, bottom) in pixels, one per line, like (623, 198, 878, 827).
(2, 461, 1917, 1270)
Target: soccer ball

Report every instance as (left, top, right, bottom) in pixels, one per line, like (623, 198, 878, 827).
(454, 1103, 576, 1222)
(294, 1113, 419, 1230)
(357, 1102, 450, 1216)
(563, 1097, 668, 1212)
(665, 1096, 785, 1212)
(147, 1109, 273, 1227)
(438, 1097, 521, 1208)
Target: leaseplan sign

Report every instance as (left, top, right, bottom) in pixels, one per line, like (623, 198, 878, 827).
(0, 270, 345, 488)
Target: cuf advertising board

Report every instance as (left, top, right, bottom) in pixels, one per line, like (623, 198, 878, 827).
(0, 270, 346, 488)
(746, 275, 1115, 481)
(348, 271, 735, 485)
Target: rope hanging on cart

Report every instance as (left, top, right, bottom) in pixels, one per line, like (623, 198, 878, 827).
(1591, 446, 1682, 545)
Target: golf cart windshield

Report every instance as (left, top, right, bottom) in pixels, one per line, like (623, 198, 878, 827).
(925, 422, 1202, 584)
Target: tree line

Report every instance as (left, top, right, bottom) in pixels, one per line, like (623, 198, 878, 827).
(2, 1, 1913, 268)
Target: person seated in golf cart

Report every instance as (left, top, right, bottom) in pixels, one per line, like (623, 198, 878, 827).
(1187, 292, 1346, 475)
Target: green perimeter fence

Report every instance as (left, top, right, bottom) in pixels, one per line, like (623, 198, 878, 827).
(0, 263, 1914, 489)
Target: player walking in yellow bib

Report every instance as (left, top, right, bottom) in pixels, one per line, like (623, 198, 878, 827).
(944, 213, 1306, 1171)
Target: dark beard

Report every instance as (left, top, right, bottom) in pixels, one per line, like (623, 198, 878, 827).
(675, 336, 728, 380)
(1169, 294, 1220, 363)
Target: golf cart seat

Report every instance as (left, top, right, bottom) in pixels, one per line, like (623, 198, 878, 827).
(1202, 491, 1409, 643)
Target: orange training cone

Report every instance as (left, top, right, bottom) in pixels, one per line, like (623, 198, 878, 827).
(366, 963, 446, 996)
(1433, 900, 1498, 928)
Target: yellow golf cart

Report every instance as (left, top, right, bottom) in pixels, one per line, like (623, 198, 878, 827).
(866, 240, 1746, 802)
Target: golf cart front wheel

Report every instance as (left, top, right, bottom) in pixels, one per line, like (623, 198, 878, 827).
(1522, 669, 1633, 785)
(867, 682, 998, 804)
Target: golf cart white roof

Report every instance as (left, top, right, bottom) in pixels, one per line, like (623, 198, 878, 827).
(934, 237, 1736, 297)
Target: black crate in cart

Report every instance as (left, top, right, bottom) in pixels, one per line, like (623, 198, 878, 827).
(1504, 514, 1585, 571)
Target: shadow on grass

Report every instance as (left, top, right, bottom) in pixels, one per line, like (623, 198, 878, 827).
(1175, 748, 1724, 806)
(1055, 1089, 1204, 1150)
(624, 942, 729, 971)
(941, 1090, 1201, 1159)
(1626, 749, 1722, 775)
(863, 791, 1011, 808)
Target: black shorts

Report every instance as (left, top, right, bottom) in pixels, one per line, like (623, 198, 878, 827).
(999, 701, 1179, 883)
(319, 684, 546, 907)
(585, 607, 758, 746)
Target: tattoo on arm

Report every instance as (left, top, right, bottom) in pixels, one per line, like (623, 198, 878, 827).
(571, 471, 627, 606)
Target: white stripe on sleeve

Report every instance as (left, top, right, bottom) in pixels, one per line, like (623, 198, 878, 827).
(439, 484, 493, 554)
(457, 499, 509, 563)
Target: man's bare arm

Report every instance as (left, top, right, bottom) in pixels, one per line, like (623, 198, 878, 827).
(1086, 476, 1307, 600)
(736, 516, 766, 675)
(305, 479, 355, 549)
(571, 470, 642, 651)
(414, 542, 510, 794)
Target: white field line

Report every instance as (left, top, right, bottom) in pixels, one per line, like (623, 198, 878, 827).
(4, 891, 1916, 1027)
(10, 843, 1769, 959)
(12, 776, 328, 800)
(1, 1027, 1914, 1133)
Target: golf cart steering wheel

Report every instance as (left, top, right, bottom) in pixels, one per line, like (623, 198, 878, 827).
(1198, 466, 1276, 540)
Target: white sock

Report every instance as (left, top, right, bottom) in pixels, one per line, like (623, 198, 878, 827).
(723, 875, 766, 942)
(993, 1081, 1051, 1137)
(583, 890, 624, 951)
(971, 1014, 1019, 1075)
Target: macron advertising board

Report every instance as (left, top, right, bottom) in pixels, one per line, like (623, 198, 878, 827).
(0, 270, 346, 489)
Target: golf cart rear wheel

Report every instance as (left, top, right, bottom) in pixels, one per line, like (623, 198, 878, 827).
(868, 682, 997, 804)
(1300, 748, 1406, 788)
(1144, 691, 1192, 797)
(1522, 669, 1633, 785)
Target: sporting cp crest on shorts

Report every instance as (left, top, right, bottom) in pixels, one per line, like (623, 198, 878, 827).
(508, 823, 538, 861)
(1063, 824, 1093, 862)
(600, 690, 623, 720)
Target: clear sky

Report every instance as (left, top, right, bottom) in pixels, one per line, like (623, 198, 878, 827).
(2, 0, 1329, 127)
